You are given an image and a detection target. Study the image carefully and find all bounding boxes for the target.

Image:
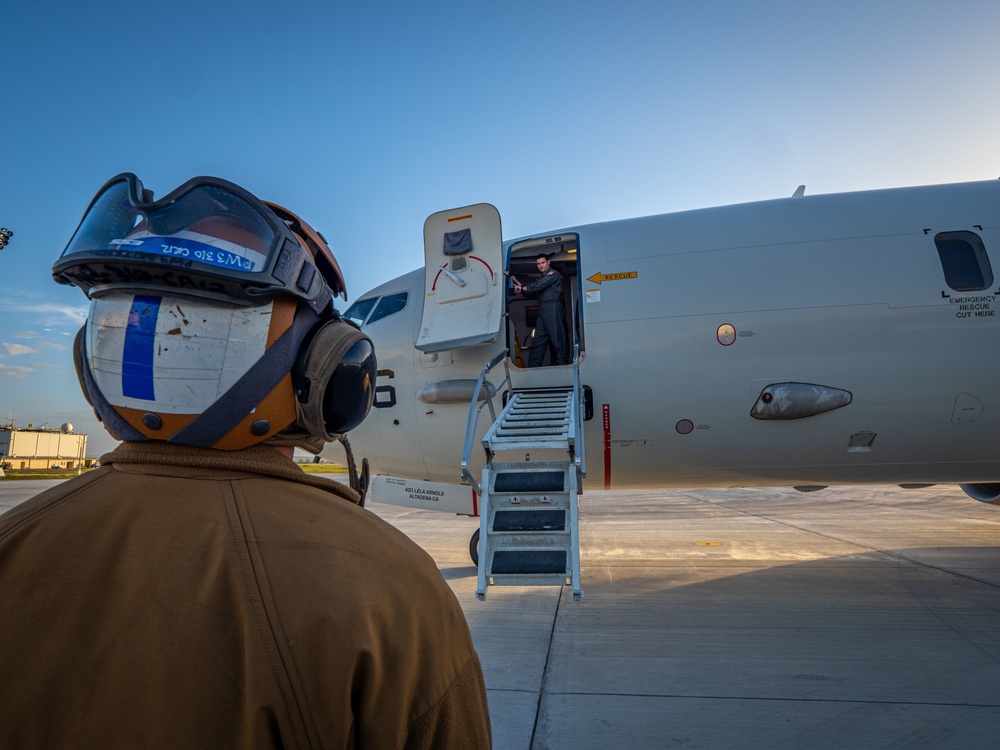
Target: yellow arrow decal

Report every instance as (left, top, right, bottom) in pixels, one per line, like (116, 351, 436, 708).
(587, 271, 638, 285)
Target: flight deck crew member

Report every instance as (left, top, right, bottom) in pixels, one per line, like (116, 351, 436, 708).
(0, 173, 492, 749)
(512, 253, 569, 366)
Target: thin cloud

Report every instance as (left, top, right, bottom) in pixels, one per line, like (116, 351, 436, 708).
(9, 332, 69, 351)
(0, 300, 88, 325)
(0, 363, 33, 379)
(1, 343, 37, 356)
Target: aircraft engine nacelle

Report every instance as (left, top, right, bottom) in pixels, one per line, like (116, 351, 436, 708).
(959, 483, 1000, 504)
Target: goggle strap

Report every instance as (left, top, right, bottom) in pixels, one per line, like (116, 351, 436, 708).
(306, 284, 333, 315)
(169, 304, 322, 448)
(75, 325, 147, 443)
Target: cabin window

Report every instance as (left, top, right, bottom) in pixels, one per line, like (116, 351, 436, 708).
(344, 297, 377, 326)
(935, 231, 993, 291)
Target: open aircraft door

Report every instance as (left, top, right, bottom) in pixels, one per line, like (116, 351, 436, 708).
(416, 204, 503, 352)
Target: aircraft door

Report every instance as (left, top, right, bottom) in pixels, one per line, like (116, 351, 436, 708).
(416, 204, 503, 353)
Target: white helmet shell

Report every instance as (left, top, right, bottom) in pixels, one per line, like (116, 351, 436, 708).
(88, 294, 275, 414)
(77, 292, 304, 450)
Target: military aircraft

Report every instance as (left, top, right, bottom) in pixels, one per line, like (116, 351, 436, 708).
(324, 179, 1000, 598)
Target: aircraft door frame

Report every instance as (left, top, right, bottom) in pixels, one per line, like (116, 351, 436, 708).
(506, 233, 583, 369)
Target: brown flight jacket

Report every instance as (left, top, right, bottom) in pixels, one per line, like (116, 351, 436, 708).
(0, 442, 491, 749)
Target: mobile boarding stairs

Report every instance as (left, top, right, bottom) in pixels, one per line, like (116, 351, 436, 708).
(461, 348, 586, 600)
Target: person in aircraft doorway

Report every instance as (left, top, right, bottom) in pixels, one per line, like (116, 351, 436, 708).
(512, 253, 569, 366)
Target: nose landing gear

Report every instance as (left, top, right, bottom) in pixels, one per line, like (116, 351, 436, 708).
(469, 528, 480, 566)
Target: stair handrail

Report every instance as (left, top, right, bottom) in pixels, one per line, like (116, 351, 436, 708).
(461, 349, 512, 493)
(571, 342, 586, 480)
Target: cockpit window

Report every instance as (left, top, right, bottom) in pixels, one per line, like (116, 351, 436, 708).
(367, 292, 408, 325)
(343, 292, 408, 327)
(935, 231, 993, 291)
(343, 297, 377, 326)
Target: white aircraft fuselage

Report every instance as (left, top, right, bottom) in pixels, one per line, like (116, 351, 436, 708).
(327, 180, 1000, 511)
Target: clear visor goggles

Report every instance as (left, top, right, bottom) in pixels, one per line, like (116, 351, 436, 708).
(53, 173, 347, 311)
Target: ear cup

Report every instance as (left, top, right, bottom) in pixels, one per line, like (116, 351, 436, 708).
(294, 319, 376, 438)
(321, 338, 376, 434)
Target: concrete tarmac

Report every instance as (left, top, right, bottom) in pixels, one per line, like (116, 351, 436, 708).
(4, 480, 1000, 748)
(371, 484, 1000, 750)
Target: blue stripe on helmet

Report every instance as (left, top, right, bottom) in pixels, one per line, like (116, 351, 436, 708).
(122, 295, 161, 400)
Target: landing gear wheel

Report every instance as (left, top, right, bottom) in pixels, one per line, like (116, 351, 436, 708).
(469, 528, 481, 566)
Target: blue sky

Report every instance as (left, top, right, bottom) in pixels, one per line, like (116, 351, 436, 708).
(2, 0, 998, 456)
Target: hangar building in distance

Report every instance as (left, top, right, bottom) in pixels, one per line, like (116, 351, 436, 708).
(0, 424, 90, 471)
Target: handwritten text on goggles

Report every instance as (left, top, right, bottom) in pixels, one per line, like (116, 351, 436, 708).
(53, 174, 336, 311)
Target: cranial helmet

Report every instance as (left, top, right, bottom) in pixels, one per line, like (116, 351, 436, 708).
(55, 173, 376, 452)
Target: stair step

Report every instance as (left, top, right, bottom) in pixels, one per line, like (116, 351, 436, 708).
(493, 433, 568, 443)
(507, 411, 567, 417)
(494, 430, 568, 441)
(496, 424, 567, 432)
(492, 509, 566, 531)
(489, 493, 570, 509)
(508, 418, 566, 423)
(487, 573, 571, 587)
(490, 435, 569, 445)
(486, 439, 571, 452)
(491, 549, 567, 575)
(490, 500, 570, 513)
(494, 470, 565, 493)
(506, 412, 568, 420)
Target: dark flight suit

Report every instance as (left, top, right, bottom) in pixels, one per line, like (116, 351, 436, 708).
(521, 269, 569, 366)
